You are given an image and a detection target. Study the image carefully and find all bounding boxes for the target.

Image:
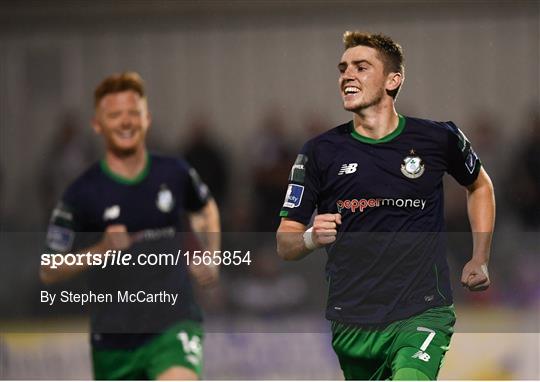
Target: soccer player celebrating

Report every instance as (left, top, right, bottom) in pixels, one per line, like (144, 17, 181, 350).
(276, 32, 495, 380)
(40, 72, 220, 380)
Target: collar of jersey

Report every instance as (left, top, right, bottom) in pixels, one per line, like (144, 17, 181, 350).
(349, 114, 406, 144)
(100, 153, 151, 185)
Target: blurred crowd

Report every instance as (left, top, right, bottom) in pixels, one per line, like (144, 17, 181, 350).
(0, 106, 538, 317)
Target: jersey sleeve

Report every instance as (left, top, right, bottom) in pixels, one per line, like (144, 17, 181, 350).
(445, 121, 482, 186)
(45, 196, 79, 253)
(279, 141, 320, 225)
(182, 162, 211, 212)
(45, 183, 101, 253)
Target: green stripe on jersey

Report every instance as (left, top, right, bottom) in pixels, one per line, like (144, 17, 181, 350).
(350, 114, 406, 144)
(100, 153, 151, 185)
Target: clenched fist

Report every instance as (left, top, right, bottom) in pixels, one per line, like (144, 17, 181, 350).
(102, 224, 132, 250)
(461, 259, 490, 291)
(308, 213, 342, 248)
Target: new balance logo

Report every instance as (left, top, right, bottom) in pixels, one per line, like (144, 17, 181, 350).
(412, 350, 431, 362)
(338, 163, 358, 175)
(103, 205, 120, 221)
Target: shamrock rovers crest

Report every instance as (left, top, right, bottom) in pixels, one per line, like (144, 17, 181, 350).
(156, 184, 175, 212)
(400, 150, 425, 179)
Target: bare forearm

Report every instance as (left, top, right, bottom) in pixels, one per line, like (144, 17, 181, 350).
(277, 214, 341, 260)
(276, 231, 312, 261)
(276, 218, 316, 261)
(40, 224, 131, 285)
(188, 199, 221, 287)
(189, 199, 221, 252)
(467, 169, 496, 263)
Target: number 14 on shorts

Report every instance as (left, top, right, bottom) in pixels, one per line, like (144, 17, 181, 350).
(177, 331, 202, 366)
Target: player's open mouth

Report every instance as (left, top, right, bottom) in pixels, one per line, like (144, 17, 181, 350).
(343, 86, 360, 95)
(116, 130, 136, 139)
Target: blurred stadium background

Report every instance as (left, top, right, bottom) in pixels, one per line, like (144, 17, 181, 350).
(0, 0, 538, 379)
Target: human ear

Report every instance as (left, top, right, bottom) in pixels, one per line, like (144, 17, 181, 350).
(386, 72, 403, 92)
(91, 116, 102, 135)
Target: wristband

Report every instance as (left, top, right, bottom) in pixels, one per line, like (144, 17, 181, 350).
(481, 264, 489, 278)
(303, 227, 317, 251)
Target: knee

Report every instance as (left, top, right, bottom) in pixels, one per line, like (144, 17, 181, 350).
(155, 366, 198, 380)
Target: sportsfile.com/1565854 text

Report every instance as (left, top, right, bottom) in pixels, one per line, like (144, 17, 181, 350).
(41, 250, 252, 269)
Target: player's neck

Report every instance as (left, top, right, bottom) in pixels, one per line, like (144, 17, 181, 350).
(352, 104, 399, 141)
(104, 147, 148, 180)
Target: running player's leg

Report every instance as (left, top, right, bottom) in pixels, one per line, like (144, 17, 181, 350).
(389, 305, 455, 380)
(145, 321, 204, 380)
(393, 363, 430, 380)
(92, 348, 147, 380)
(335, 353, 383, 380)
(331, 321, 392, 380)
(155, 366, 198, 380)
(392, 345, 440, 380)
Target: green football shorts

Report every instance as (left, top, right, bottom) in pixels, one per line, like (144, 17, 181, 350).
(92, 320, 203, 380)
(331, 305, 455, 380)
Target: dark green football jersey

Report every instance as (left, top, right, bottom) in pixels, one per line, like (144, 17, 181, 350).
(46, 153, 210, 349)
